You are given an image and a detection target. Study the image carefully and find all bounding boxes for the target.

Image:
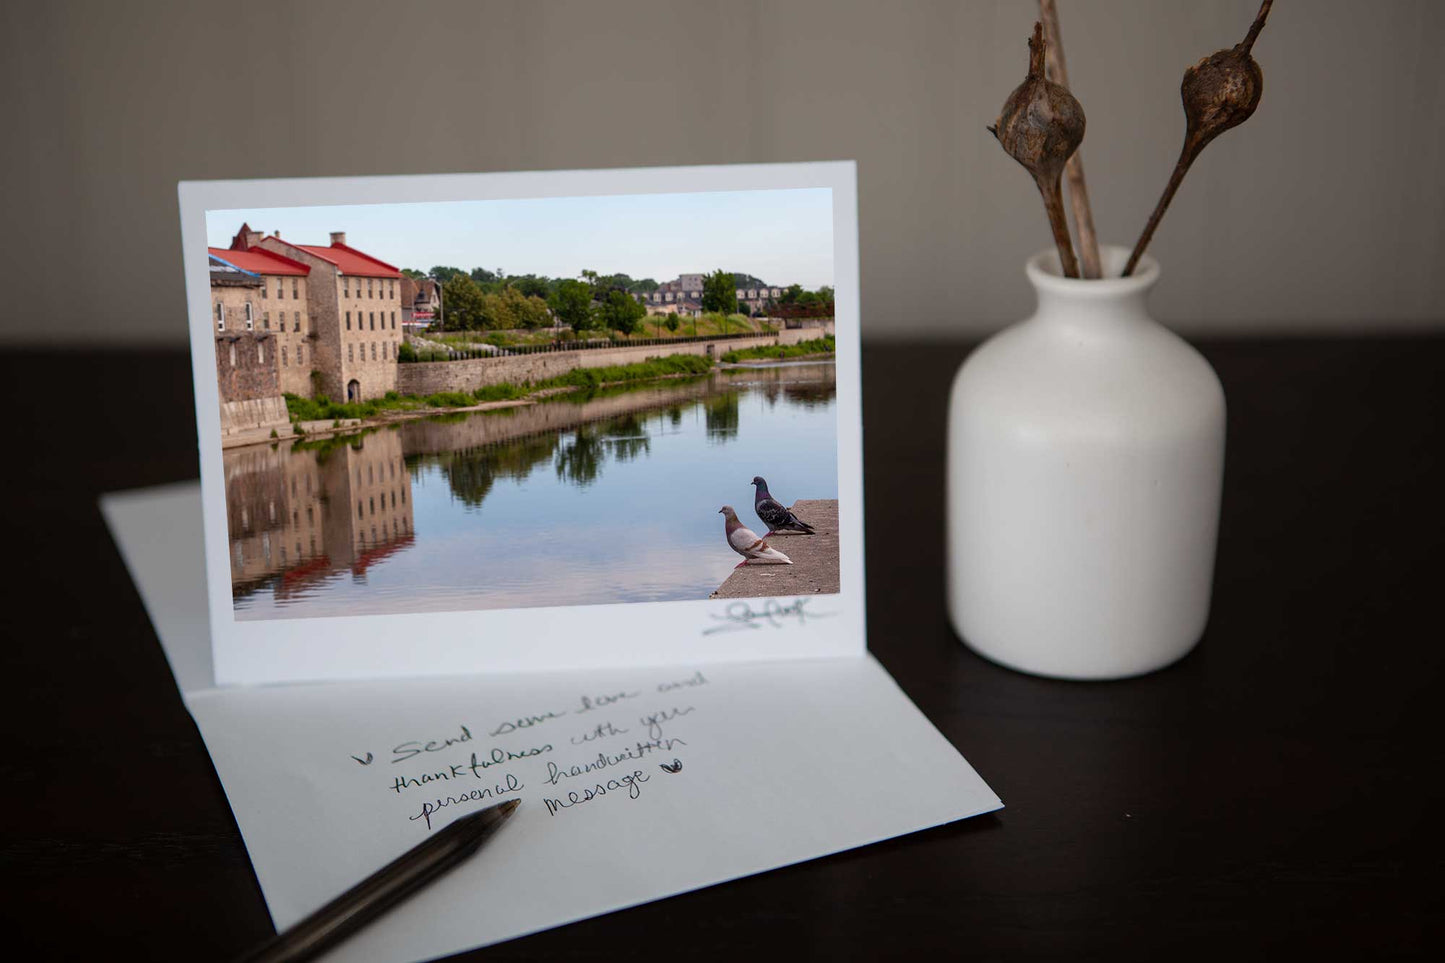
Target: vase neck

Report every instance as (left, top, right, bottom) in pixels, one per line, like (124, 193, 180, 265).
(1032, 285, 1155, 330)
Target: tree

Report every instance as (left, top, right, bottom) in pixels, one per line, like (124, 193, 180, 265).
(597, 289, 645, 335)
(816, 285, 835, 304)
(477, 292, 516, 330)
(629, 278, 659, 294)
(441, 274, 487, 329)
(430, 266, 466, 284)
(470, 267, 500, 285)
(502, 287, 551, 329)
(401, 268, 426, 279)
(549, 279, 594, 333)
(702, 268, 737, 314)
(664, 313, 680, 333)
(508, 274, 552, 299)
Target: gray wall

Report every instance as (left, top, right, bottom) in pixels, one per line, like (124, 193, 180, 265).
(3, 0, 1442, 346)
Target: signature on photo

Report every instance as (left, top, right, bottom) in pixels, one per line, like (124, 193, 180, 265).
(702, 597, 836, 635)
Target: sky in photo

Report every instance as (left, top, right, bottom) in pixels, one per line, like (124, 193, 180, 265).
(208, 188, 834, 289)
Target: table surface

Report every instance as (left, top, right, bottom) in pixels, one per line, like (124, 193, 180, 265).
(2, 339, 1441, 960)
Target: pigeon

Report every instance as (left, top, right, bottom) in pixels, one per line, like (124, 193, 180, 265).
(718, 506, 792, 568)
(751, 476, 816, 535)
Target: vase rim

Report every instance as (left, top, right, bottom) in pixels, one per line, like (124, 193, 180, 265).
(1026, 244, 1159, 296)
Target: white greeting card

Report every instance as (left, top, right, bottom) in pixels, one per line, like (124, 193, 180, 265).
(101, 162, 1001, 962)
(178, 163, 864, 685)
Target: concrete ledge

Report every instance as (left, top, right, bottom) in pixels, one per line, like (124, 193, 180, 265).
(710, 499, 839, 599)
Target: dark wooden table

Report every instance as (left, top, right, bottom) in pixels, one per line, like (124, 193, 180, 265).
(2, 340, 1441, 960)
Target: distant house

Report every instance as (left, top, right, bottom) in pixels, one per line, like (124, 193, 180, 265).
(400, 276, 441, 327)
(637, 274, 785, 316)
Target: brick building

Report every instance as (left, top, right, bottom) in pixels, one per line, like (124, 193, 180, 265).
(227, 226, 403, 403)
(209, 238, 313, 396)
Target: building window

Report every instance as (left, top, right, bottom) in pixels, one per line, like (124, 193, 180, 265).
(345, 311, 351, 330)
(262, 311, 270, 330)
(282, 346, 288, 366)
(216, 302, 225, 331)
(371, 342, 377, 360)
(292, 278, 299, 298)
(391, 311, 396, 328)
(297, 345, 304, 364)
(368, 279, 374, 298)
(343, 279, 349, 298)
(348, 344, 354, 362)
(245, 301, 254, 330)
(277, 280, 284, 299)
(293, 313, 300, 332)
(261, 283, 267, 299)
(369, 312, 375, 330)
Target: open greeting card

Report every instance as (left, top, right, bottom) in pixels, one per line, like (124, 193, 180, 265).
(103, 162, 998, 961)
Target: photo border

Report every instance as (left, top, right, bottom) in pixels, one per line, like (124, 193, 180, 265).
(179, 162, 864, 685)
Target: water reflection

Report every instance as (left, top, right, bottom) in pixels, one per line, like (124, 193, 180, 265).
(228, 362, 837, 619)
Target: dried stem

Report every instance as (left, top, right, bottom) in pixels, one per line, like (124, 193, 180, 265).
(1123, 0, 1273, 276)
(1037, 177, 1080, 279)
(1039, 0, 1101, 279)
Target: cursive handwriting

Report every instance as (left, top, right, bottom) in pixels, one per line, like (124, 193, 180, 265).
(390, 744, 551, 793)
(571, 721, 630, 745)
(489, 711, 566, 737)
(543, 770, 649, 816)
(639, 706, 694, 741)
(391, 725, 472, 764)
(576, 691, 639, 713)
(657, 670, 708, 692)
(703, 598, 833, 635)
(545, 737, 686, 785)
(410, 773, 523, 830)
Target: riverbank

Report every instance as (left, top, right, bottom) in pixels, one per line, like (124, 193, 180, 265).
(720, 335, 834, 364)
(710, 499, 839, 599)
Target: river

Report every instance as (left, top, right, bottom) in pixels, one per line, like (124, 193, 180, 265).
(225, 362, 838, 619)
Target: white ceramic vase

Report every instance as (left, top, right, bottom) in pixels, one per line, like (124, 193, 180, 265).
(946, 245, 1225, 680)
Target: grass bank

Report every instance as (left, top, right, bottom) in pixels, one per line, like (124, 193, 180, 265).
(284, 353, 716, 426)
(721, 335, 835, 363)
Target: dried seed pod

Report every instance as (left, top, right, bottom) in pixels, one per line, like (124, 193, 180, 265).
(990, 22, 1086, 278)
(1123, 0, 1273, 276)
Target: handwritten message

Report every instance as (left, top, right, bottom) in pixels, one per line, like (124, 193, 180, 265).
(350, 670, 710, 830)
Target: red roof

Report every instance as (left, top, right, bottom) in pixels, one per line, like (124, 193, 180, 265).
(294, 242, 403, 279)
(208, 247, 310, 277)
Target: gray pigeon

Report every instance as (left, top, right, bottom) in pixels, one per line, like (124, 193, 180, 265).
(751, 476, 816, 535)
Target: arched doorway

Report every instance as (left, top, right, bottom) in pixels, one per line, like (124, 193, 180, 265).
(347, 379, 361, 402)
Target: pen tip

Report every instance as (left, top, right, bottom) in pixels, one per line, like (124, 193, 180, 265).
(499, 798, 521, 816)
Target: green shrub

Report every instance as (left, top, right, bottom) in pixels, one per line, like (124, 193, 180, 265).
(396, 341, 418, 362)
(423, 391, 476, 408)
(473, 383, 529, 403)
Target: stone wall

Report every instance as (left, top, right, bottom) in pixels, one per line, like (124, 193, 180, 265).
(218, 395, 289, 440)
(215, 330, 279, 403)
(396, 334, 780, 396)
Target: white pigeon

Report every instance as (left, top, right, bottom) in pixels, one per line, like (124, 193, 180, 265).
(718, 505, 792, 567)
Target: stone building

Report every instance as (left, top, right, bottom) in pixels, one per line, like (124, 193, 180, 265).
(209, 259, 289, 441)
(209, 240, 313, 396)
(232, 227, 403, 403)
